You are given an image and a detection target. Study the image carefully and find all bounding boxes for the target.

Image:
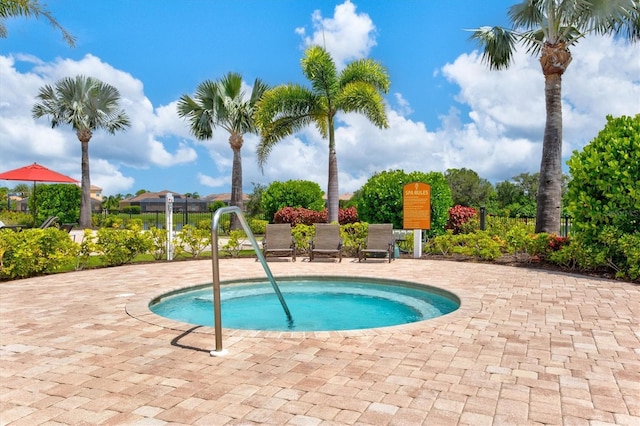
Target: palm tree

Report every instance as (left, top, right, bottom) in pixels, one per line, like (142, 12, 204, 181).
(32, 75, 131, 228)
(470, 0, 639, 234)
(102, 194, 122, 214)
(254, 45, 390, 223)
(177, 72, 269, 229)
(0, 0, 75, 46)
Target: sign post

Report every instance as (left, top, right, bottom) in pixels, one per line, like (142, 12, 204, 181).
(165, 193, 174, 261)
(402, 182, 431, 259)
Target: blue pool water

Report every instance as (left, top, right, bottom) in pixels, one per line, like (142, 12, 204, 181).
(150, 277, 459, 331)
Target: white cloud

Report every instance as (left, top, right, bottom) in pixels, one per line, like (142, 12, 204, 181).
(0, 53, 201, 192)
(253, 34, 639, 193)
(198, 173, 228, 188)
(1, 29, 637, 199)
(296, 0, 377, 68)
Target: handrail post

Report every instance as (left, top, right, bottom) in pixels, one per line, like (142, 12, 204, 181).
(209, 206, 291, 356)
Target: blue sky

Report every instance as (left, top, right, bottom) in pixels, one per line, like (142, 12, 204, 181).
(1, 0, 638, 198)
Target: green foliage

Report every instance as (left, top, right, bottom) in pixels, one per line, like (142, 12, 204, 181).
(221, 230, 246, 257)
(566, 114, 640, 277)
(357, 170, 405, 228)
(101, 215, 124, 228)
(147, 227, 168, 261)
(249, 219, 268, 235)
(410, 171, 454, 237)
(357, 170, 453, 237)
(0, 228, 78, 279)
(425, 231, 502, 260)
(30, 183, 80, 225)
(94, 227, 152, 266)
(340, 222, 369, 257)
(174, 225, 211, 258)
(445, 168, 495, 208)
(122, 205, 141, 214)
(567, 114, 640, 241)
(76, 229, 96, 270)
(0, 211, 34, 227)
(291, 224, 315, 255)
(618, 233, 640, 280)
(446, 205, 479, 234)
(208, 200, 226, 212)
(261, 180, 325, 222)
(245, 182, 266, 219)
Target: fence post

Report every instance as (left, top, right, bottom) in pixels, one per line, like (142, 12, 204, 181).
(480, 206, 486, 231)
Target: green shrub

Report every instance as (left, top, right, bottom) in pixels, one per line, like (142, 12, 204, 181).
(76, 229, 96, 270)
(208, 200, 226, 212)
(0, 211, 35, 227)
(566, 114, 640, 279)
(262, 180, 325, 222)
(125, 218, 143, 230)
(94, 228, 152, 266)
(446, 205, 479, 234)
(102, 215, 124, 228)
(30, 183, 80, 225)
(291, 224, 314, 254)
(425, 231, 502, 260)
(340, 222, 368, 257)
(357, 169, 453, 237)
(122, 206, 141, 214)
(0, 228, 79, 279)
(222, 230, 246, 257)
(147, 227, 168, 261)
(618, 233, 640, 280)
(250, 219, 268, 235)
(174, 225, 211, 258)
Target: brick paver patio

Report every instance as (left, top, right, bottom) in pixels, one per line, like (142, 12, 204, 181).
(1, 258, 638, 425)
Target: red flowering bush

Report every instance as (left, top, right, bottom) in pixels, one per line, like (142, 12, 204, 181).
(338, 207, 359, 224)
(446, 205, 478, 234)
(274, 207, 359, 225)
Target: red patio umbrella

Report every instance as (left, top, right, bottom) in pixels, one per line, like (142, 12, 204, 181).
(0, 162, 79, 224)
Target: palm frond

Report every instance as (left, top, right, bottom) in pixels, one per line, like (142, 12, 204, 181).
(508, 0, 546, 31)
(337, 82, 388, 129)
(0, 0, 75, 46)
(301, 45, 339, 98)
(468, 26, 518, 70)
(339, 59, 390, 94)
(32, 75, 130, 135)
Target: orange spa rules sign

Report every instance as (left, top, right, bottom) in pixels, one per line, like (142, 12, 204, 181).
(403, 182, 431, 229)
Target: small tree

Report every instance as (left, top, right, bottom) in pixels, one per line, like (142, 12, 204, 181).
(245, 182, 266, 219)
(261, 180, 325, 222)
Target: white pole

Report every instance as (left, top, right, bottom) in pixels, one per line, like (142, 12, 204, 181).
(413, 229, 422, 259)
(166, 193, 174, 261)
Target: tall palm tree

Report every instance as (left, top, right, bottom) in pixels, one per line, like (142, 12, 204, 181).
(470, 0, 639, 234)
(254, 45, 390, 223)
(177, 72, 269, 230)
(32, 75, 131, 228)
(0, 0, 75, 46)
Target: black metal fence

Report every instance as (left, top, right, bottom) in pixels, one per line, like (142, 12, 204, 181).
(108, 211, 219, 231)
(110, 208, 574, 237)
(479, 207, 572, 237)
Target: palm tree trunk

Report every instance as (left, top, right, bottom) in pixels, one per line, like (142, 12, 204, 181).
(535, 72, 563, 234)
(79, 140, 92, 229)
(327, 119, 339, 223)
(229, 138, 243, 230)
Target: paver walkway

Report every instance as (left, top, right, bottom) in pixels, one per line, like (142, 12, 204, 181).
(1, 258, 638, 425)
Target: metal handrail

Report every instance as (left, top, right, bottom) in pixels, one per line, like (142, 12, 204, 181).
(210, 206, 291, 356)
